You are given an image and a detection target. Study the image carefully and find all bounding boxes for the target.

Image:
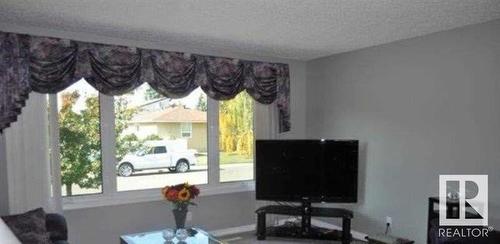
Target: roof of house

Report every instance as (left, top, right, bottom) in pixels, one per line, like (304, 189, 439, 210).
(130, 106, 207, 123)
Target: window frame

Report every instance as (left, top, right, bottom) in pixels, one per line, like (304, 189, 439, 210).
(49, 91, 256, 210)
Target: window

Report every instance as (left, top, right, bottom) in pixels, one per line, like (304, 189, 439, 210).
(219, 92, 254, 182)
(49, 81, 255, 207)
(114, 84, 208, 191)
(180, 123, 192, 138)
(154, 146, 167, 154)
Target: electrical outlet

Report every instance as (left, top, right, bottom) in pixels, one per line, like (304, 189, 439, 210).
(385, 216, 392, 226)
(186, 211, 192, 222)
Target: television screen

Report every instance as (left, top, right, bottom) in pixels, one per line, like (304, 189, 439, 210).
(255, 140, 358, 203)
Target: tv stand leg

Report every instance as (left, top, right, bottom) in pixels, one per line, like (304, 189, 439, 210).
(342, 217, 351, 244)
(301, 200, 312, 236)
(257, 212, 266, 240)
(301, 214, 311, 235)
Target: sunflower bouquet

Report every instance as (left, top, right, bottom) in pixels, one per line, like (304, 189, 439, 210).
(161, 183, 200, 211)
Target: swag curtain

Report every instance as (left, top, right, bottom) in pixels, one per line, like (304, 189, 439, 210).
(0, 31, 290, 133)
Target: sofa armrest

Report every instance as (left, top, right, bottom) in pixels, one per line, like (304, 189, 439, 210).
(45, 213, 68, 241)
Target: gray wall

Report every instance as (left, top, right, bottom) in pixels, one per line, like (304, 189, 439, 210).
(306, 19, 500, 243)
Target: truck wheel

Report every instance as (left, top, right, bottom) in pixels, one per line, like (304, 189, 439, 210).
(168, 167, 176, 172)
(118, 163, 133, 177)
(175, 160, 190, 173)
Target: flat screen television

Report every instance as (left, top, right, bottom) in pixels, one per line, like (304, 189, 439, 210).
(255, 139, 358, 203)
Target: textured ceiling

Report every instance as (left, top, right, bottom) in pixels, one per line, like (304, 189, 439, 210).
(0, 0, 500, 60)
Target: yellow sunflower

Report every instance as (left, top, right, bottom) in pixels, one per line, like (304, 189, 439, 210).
(178, 188, 191, 201)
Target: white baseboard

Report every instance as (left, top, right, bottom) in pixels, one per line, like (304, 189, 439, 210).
(210, 217, 367, 241)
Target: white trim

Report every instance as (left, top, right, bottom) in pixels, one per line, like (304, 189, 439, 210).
(209, 217, 368, 241)
(207, 98, 219, 185)
(100, 94, 117, 196)
(63, 181, 255, 210)
(48, 94, 63, 213)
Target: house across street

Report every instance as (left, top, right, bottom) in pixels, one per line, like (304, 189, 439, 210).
(124, 104, 207, 152)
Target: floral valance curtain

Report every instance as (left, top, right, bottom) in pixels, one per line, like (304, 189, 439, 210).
(0, 31, 290, 133)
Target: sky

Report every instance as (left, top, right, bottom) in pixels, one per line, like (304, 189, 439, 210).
(57, 78, 204, 112)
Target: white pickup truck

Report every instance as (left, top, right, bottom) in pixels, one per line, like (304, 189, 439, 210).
(116, 140, 197, 177)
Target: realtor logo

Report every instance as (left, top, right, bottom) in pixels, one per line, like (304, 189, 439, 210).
(439, 175, 488, 226)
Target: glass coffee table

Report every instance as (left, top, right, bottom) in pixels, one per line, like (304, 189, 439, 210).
(120, 228, 225, 244)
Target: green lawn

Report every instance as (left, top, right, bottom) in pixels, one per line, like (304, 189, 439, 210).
(195, 152, 253, 165)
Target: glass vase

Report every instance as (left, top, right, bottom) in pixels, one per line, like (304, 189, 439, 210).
(172, 207, 188, 230)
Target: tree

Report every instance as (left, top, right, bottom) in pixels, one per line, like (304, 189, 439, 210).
(219, 92, 254, 157)
(59, 92, 145, 196)
(59, 91, 102, 196)
(144, 86, 163, 101)
(114, 97, 143, 161)
(196, 95, 207, 112)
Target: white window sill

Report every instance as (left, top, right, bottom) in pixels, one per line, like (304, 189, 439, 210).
(62, 181, 255, 211)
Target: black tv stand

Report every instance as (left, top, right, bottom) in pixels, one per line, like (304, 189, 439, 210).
(256, 202, 353, 244)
